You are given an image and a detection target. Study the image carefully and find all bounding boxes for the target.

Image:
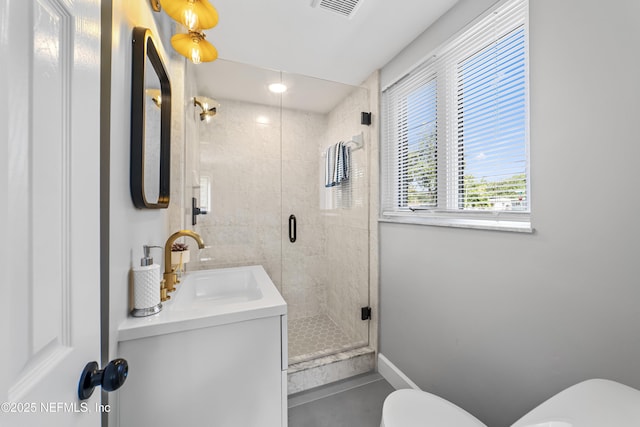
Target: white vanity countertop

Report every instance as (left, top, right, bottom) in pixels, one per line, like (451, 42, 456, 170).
(118, 265, 287, 342)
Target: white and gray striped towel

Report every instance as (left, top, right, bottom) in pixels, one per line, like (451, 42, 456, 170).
(325, 142, 350, 187)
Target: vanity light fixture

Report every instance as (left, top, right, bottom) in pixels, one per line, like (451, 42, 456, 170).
(194, 96, 218, 122)
(171, 31, 218, 64)
(154, 0, 220, 64)
(160, 0, 218, 31)
(268, 83, 287, 94)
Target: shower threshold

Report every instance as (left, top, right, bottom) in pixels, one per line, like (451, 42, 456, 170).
(287, 346, 375, 395)
(287, 314, 374, 394)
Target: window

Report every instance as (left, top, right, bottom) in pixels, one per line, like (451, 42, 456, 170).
(381, 0, 530, 232)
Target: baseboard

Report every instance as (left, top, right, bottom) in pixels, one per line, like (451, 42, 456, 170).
(377, 353, 421, 391)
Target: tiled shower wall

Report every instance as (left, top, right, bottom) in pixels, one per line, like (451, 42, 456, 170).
(190, 86, 371, 350)
(191, 99, 289, 290)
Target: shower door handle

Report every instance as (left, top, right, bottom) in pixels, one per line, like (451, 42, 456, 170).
(289, 214, 297, 243)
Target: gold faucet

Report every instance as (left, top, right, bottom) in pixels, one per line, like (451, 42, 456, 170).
(161, 230, 205, 301)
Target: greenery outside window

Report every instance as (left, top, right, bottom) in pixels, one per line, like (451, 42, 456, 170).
(381, 0, 530, 232)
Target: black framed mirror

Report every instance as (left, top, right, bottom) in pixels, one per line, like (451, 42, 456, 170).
(130, 27, 171, 209)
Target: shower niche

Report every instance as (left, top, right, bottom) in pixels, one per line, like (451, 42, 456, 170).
(183, 59, 374, 391)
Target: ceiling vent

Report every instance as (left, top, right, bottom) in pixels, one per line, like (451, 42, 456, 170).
(311, 0, 363, 18)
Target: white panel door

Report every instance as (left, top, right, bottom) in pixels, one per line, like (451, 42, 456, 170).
(0, 0, 102, 426)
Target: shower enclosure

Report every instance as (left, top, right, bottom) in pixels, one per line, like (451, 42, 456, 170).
(184, 60, 372, 370)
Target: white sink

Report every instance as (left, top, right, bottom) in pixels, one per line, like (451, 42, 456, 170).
(172, 268, 263, 307)
(118, 265, 286, 342)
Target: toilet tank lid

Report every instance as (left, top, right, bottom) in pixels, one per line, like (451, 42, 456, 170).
(511, 379, 640, 427)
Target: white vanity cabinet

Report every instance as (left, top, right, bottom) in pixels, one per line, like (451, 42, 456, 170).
(116, 266, 288, 427)
(118, 314, 287, 427)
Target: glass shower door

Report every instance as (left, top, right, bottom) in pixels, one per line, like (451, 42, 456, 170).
(280, 72, 371, 364)
(186, 59, 371, 366)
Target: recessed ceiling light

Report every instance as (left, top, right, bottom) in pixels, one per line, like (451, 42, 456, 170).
(268, 83, 287, 94)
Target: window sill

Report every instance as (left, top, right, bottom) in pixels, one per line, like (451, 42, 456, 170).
(379, 212, 533, 233)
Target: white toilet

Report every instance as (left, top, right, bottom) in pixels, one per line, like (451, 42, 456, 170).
(511, 378, 640, 427)
(381, 379, 640, 427)
(380, 388, 487, 427)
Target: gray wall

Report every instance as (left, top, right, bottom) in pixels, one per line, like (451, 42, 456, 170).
(379, 1, 640, 426)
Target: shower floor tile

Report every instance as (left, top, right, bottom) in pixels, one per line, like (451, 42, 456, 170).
(288, 315, 355, 364)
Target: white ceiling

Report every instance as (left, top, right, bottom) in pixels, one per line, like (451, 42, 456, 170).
(200, 0, 458, 84)
(194, 0, 459, 113)
(195, 59, 363, 113)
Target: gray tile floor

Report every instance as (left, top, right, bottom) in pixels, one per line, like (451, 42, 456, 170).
(288, 373, 395, 427)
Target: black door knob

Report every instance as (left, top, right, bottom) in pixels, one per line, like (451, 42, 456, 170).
(78, 359, 128, 400)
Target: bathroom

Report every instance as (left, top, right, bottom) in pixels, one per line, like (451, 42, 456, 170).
(2, 0, 640, 426)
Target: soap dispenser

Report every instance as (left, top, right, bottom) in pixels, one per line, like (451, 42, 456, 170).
(131, 245, 162, 317)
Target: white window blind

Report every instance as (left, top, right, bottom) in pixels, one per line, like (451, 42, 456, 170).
(381, 0, 530, 231)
